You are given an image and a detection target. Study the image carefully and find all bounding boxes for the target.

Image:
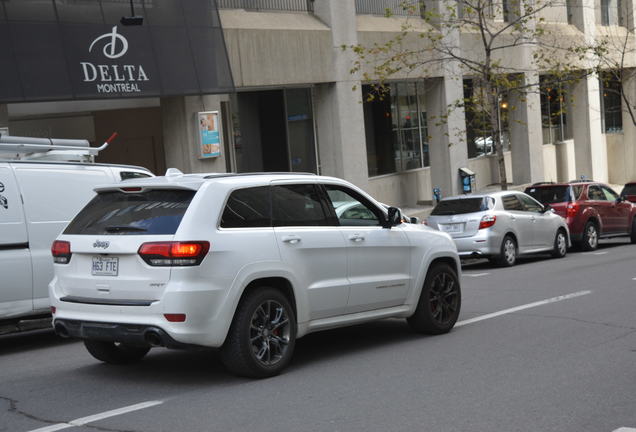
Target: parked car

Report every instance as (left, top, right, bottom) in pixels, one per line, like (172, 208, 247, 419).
(0, 135, 152, 331)
(50, 171, 461, 378)
(427, 192, 570, 266)
(620, 182, 636, 203)
(525, 181, 636, 250)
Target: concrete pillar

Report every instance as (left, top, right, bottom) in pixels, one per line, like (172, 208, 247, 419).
(510, 73, 544, 185)
(313, 0, 369, 189)
(622, 69, 636, 182)
(0, 104, 8, 134)
(425, 76, 469, 197)
(161, 94, 230, 174)
(572, 75, 608, 182)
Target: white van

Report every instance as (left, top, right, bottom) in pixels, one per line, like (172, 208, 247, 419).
(0, 135, 152, 332)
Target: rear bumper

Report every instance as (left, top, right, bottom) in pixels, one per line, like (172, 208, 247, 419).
(453, 230, 502, 258)
(53, 318, 191, 349)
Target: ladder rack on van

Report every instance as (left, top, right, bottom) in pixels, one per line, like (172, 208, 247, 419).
(0, 133, 116, 163)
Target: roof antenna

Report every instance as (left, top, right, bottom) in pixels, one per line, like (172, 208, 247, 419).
(121, 0, 143, 26)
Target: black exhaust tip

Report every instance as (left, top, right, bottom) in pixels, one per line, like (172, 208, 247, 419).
(144, 330, 164, 347)
(54, 323, 69, 338)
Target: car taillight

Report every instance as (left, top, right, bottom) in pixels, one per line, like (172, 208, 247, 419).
(566, 202, 579, 218)
(51, 240, 72, 264)
(479, 215, 496, 229)
(138, 241, 210, 266)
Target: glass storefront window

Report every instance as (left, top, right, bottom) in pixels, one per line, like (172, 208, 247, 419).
(464, 79, 509, 158)
(600, 73, 623, 133)
(363, 82, 429, 177)
(540, 76, 572, 144)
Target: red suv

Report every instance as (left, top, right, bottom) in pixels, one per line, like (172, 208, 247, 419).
(525, 181, 636, 250)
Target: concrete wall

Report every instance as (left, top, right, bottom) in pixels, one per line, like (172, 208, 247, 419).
(555, 140, 577, 182)
(161, 94, 230, 174)
(467, 151, 513, 188)
(606, 132, 631, 183)
(543, 144, 559, 182)
(367, 168, 432, 207)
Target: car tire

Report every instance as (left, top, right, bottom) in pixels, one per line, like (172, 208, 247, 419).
(494, 235, 517, 267)
(580, 221, 599, 251)
(630, 218, 636, 244)
(84, 340, 150, 364)
(221, 287, 296, 379)
(407, 263, 461, 335)
(551, 229, 568, 258)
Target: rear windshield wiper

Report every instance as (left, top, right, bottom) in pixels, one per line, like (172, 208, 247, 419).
(104, 225, 148, 233)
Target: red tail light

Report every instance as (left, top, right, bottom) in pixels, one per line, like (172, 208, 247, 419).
(164, 313, 186, 322)
(138, 241, 209, 266)
(51, 240, 72, 264)
(51, 306, 56, 315)
(479, 214, 497, 229)
(566, 202, 579, 218)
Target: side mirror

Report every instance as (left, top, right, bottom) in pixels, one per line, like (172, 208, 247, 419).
(542, 204, 552, 213)
(410, 216, 421, 224)
(383, 207, 402, 228)
(616, 196, 625, 203)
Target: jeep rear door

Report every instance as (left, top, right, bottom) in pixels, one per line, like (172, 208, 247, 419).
(0, 164, 32, 319)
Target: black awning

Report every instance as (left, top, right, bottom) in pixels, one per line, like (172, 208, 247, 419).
(0, 0, 234, 102)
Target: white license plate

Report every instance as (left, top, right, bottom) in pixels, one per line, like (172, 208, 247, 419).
(441, 223, 463, 233)
(92, 256, 119, 276)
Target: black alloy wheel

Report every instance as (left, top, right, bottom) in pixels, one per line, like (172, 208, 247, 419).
(408, 263, 461, 335)
(221, 287, 296, 378)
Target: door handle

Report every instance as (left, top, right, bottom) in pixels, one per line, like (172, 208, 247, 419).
(281, 235, 301, 244)
(348, 234, 365, 242)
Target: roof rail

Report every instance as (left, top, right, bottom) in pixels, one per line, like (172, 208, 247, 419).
(530, 181, 556, 186)
(0, 132, 117, 163)
(203, 172, 317, 179)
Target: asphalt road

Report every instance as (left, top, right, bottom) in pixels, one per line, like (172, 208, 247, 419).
(2, 239, 636, 432)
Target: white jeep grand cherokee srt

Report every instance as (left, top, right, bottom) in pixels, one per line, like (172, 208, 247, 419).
(50, 171, 461, 378)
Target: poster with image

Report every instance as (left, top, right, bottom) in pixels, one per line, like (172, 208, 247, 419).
(198, 111, 221, 158)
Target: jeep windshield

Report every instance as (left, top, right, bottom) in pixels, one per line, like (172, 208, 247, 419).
(64, 189, 195, 235)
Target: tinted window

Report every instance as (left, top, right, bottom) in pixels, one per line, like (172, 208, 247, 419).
(525, 186, 571, 204)
(120, 171, 152, 181)
(621, 184, 636, 196)
(324, 185, 381, 227)
(501, 195, 524, 211)
(587, 185, 606, 201)
(431, 198, 487, 215)
(518, 194, 544, 212)
(272, 184, 329, 227)
(64, 190, 194, 235)
(221, 187, 271, 228)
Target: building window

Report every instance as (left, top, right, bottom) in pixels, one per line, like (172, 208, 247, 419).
(363, 82, 429, 177)
(540, 76, 572, 144)
(600, 0, 621, 25)
(502, 0, 512, 21)
(600, 73, 623, 133)
(463, 79, 510, 158)
(566, 0, 574, 23)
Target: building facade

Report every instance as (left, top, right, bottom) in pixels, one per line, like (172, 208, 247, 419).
(1, 0, 635, 208)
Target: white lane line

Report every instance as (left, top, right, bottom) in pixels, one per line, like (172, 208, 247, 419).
(464, 272, 490, 278)
(582, 251, 608, 255)
(612, 428, 636, 432)
(455, 290, 592, 327)
(27, 401, 163, 432)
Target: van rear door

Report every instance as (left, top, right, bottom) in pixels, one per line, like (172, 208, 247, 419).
(12, 164, 116, 312)
(0, 164, 32, 319)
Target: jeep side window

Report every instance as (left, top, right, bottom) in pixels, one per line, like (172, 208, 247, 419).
(272, 184, 330, 227)
(220, 187, 271, 228)
(601, 186, 619, 201)
(323, 185, 382, 227)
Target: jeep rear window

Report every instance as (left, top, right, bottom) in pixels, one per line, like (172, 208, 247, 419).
(525, 186, 571, 204)
(622, 184, 636, 196)
(431, 198, 488, 215)
(64, 190, 195, 235)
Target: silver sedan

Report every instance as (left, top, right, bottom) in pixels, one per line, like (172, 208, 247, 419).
(427, 191, 570, 266)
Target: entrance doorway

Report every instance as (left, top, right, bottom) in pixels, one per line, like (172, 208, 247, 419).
(232, 88, 317, 173)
